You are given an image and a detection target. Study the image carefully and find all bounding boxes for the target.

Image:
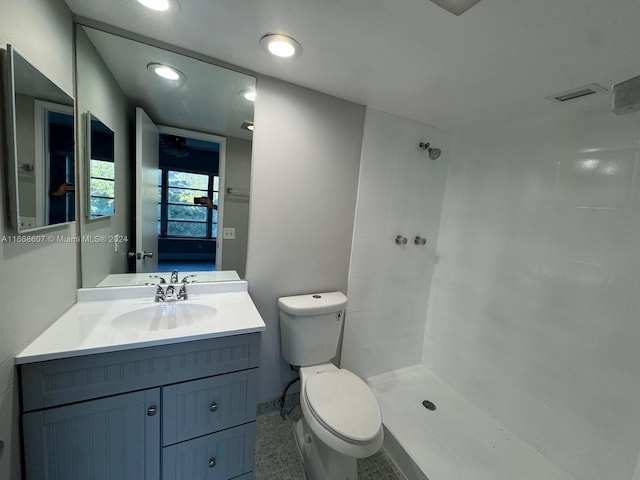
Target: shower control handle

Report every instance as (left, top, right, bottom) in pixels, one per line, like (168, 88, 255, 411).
(395, 235, 408, 245)
(414, 236, 427, 245)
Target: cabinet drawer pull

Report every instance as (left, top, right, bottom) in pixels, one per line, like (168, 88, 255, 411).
(147, 405, 157, 416)
(208, 456, 217, 468)
(209, 402, 218, 412)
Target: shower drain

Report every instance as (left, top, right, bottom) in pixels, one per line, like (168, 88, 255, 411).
(422, 400, 437, 411)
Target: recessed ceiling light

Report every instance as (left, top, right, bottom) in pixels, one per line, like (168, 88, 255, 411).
(429, 0, 482, 15)
(147, 63, 184, 81)
(136, 0, 169, 11)
(240, 89, 256, 102)
(135, 0, 180, 13)
(259, 34, 302, 59)
(241, 121, 254, 132)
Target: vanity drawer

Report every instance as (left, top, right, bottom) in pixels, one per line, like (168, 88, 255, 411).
(162, 423, 256, 480)
(163, 369, 259, 445)
(20, 334, 261, 411)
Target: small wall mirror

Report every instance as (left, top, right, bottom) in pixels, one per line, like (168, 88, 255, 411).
(86, 113, 115, 219)
(4, 45, 75, 232)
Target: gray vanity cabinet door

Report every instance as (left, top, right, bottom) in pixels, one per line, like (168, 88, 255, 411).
(22, 388, 160, 480)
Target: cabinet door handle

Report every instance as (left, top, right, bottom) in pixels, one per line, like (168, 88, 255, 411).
(147, 405, 158, 416)
(208, 456, 217, 468)
(209, 402, 218, 412)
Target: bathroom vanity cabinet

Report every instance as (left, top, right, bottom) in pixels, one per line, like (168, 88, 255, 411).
(19, 333, 260, 480)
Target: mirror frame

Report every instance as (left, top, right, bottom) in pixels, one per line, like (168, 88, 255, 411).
(4, 44, 76, 233)
(85, 111, 116, 220)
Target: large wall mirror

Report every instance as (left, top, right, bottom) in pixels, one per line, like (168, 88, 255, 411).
(75, 25, 255, 287)
(4, 45, 75, 233)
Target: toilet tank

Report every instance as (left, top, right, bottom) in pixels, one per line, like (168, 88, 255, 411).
(278, 292, 347, 367)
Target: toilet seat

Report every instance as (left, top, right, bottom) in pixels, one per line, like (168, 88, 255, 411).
(304, 369, 382, 444)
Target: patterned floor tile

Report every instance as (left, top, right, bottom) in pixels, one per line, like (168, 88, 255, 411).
(254, 400, 405, 480)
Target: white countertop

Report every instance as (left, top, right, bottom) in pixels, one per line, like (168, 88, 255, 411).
(15, 281, 266, 365)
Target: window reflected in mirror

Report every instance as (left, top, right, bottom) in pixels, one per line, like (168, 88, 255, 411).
(158, 169, 220, 238)
(87, 114, 115, 219)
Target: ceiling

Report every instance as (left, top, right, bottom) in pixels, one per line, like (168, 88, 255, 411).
(66, 0, 640, 132)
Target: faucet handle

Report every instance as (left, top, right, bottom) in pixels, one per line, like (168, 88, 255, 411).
(155, 284, 166, 302)
(177, 283, 188, 300)
(181, 274, 198, 284)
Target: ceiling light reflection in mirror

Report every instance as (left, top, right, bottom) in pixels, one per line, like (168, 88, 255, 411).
(240, 89, 256, 102)
(147, 62, 184, 81)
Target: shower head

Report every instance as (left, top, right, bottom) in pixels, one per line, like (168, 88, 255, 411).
(419, 142, 442, 160)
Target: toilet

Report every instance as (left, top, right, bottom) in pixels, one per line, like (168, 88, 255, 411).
(278, 292, 383, 480)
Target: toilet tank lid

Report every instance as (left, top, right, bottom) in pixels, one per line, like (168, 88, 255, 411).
(278, 292, 347, 315)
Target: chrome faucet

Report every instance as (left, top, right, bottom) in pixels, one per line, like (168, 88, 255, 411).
(154, 281, 188, 302)
(170, 270, 179, 283)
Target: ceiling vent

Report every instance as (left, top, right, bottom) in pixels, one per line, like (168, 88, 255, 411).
(545, 83, 608, 103)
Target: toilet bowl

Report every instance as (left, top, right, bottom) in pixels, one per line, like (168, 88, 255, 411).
(278, 292, 383, 480)
(295, 363, 383, 480)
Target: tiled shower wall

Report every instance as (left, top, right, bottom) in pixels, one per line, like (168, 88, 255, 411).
(341, 107, 450, 378)
(423, 97, 640, 480)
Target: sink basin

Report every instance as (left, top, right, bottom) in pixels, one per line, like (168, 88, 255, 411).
(111, 303, 217, 331)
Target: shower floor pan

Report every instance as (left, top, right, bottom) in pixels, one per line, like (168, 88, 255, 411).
(368, 365, 576, 480)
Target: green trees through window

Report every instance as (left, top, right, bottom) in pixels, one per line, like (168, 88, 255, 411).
(158, 170, 219, 238)
(89, 159, 115, 216)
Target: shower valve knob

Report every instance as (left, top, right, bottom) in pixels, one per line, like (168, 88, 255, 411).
(395, 235, 408, 245)
(414, 236, 427, 245)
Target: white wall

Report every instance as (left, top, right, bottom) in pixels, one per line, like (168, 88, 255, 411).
(0, 1, 76, 479)
(15, 95, 36, 218)
(221, 136, 251, 278)
(424, 96, 640, 480)
(76, 26, 133, 287)
(246, 76, 365, 402)
(341, 108, 450, 378)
